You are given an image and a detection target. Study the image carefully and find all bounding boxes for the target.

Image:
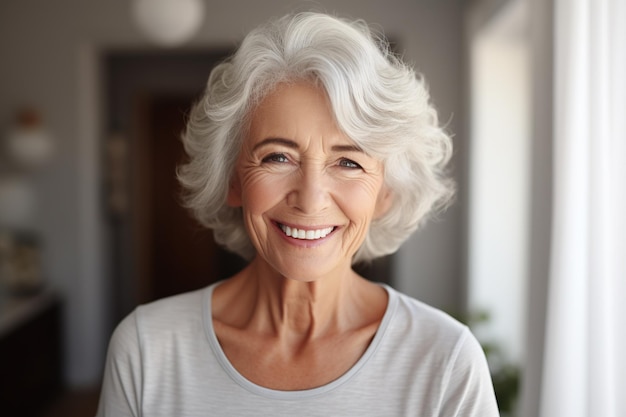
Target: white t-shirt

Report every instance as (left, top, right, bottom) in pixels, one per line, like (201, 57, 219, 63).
(96, 282, 500, 416)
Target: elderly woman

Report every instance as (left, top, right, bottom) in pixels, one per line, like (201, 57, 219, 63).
(97, 12, 499, 417)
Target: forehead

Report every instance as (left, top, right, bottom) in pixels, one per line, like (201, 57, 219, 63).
(253, 81, 329, 117)
(246, 82, 349, 145)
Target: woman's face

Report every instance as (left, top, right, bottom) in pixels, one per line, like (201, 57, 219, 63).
(228, 82, 392, 282)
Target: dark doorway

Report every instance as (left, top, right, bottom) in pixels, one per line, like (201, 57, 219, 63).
(137, 94, 245, 300)
(104, 49, 245, 326)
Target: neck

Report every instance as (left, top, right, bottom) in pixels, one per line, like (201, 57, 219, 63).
(234, 255, 363, 341)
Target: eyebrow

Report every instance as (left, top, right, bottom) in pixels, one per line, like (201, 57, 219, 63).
(252, 137, 364, 153)
(331, 144, 364, 153)
(252, 137, 299, 151)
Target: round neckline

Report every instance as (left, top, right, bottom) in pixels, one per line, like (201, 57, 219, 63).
(202, 281, 398, 400)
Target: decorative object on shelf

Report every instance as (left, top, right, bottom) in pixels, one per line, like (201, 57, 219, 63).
(131, 0, 205, 47)
(0, 108, 51, 231)
(4, 108, 53, 171)
(0, 176, 35, 230)
(0, 231, 42, 295)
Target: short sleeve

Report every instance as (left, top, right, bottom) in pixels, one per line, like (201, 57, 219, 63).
(96, 311, 143, 417)
(438, 328, 500, 417)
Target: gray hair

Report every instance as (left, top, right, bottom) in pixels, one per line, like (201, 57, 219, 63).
(178, 12, 455, 264)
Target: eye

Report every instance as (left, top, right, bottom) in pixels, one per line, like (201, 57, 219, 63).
(338, 158, 362, 169)
(262, 153, 289, 164)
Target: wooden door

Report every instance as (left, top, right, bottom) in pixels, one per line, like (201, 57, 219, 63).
(136, 95, 246, 302)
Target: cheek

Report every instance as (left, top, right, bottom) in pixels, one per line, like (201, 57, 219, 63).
(240, 172, 286, 215)
(334, 179, 384, 220)
(374, 186, 393, 219)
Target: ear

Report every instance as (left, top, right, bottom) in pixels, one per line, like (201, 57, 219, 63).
(373, 186, 393, 219)
(226, 174, 242, 207)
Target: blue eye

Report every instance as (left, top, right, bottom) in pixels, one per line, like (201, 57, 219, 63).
(339, 158, 362, 169)
(262, 153, 289, 163)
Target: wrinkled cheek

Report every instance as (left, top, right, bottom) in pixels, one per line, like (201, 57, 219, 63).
(344, 221, 371, 255)
(337, 189, 380, 256)
(240, 176, 286, 215)
(241, 211, 271, 259)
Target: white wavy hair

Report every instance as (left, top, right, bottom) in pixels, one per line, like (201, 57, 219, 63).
(178, 12, 455, 264)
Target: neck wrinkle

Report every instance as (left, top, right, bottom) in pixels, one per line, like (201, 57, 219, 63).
(248, 256, 357, 342)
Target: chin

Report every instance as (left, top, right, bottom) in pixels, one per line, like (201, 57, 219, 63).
(271, 257, 353, 284)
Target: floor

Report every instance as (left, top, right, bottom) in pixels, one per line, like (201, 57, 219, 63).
(40, 388, 100, 417)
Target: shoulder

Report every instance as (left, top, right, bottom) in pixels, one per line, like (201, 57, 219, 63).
(97, 286, 217, 416)
(135, 287, 207, 327)
(384, 285, 468, 345)
(108, 286, 212, 354)
(377, 287, 498, 415)
(381, 285, 488, 375)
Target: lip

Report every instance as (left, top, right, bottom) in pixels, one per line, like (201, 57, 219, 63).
(272, 221, 338, 247)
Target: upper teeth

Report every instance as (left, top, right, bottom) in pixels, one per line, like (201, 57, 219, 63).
(280, 225, 334, 240)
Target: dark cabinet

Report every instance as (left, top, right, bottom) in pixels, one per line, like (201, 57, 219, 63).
(0, 292, 63, 417)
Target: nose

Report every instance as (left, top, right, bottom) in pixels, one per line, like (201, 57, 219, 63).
(286, 166, 330, 214)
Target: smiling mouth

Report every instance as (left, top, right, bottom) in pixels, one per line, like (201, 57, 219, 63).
(278, 224, 335, 240)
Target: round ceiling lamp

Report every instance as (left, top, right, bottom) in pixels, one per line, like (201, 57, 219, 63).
(131, 0, 206, 47)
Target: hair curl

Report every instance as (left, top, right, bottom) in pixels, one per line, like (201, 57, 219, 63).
(178, 12, 455, 264)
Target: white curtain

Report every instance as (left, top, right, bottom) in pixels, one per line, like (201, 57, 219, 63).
(541, 1, 626, 416)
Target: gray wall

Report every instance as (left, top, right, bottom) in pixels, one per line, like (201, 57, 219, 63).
(0, 0, 466, 386)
